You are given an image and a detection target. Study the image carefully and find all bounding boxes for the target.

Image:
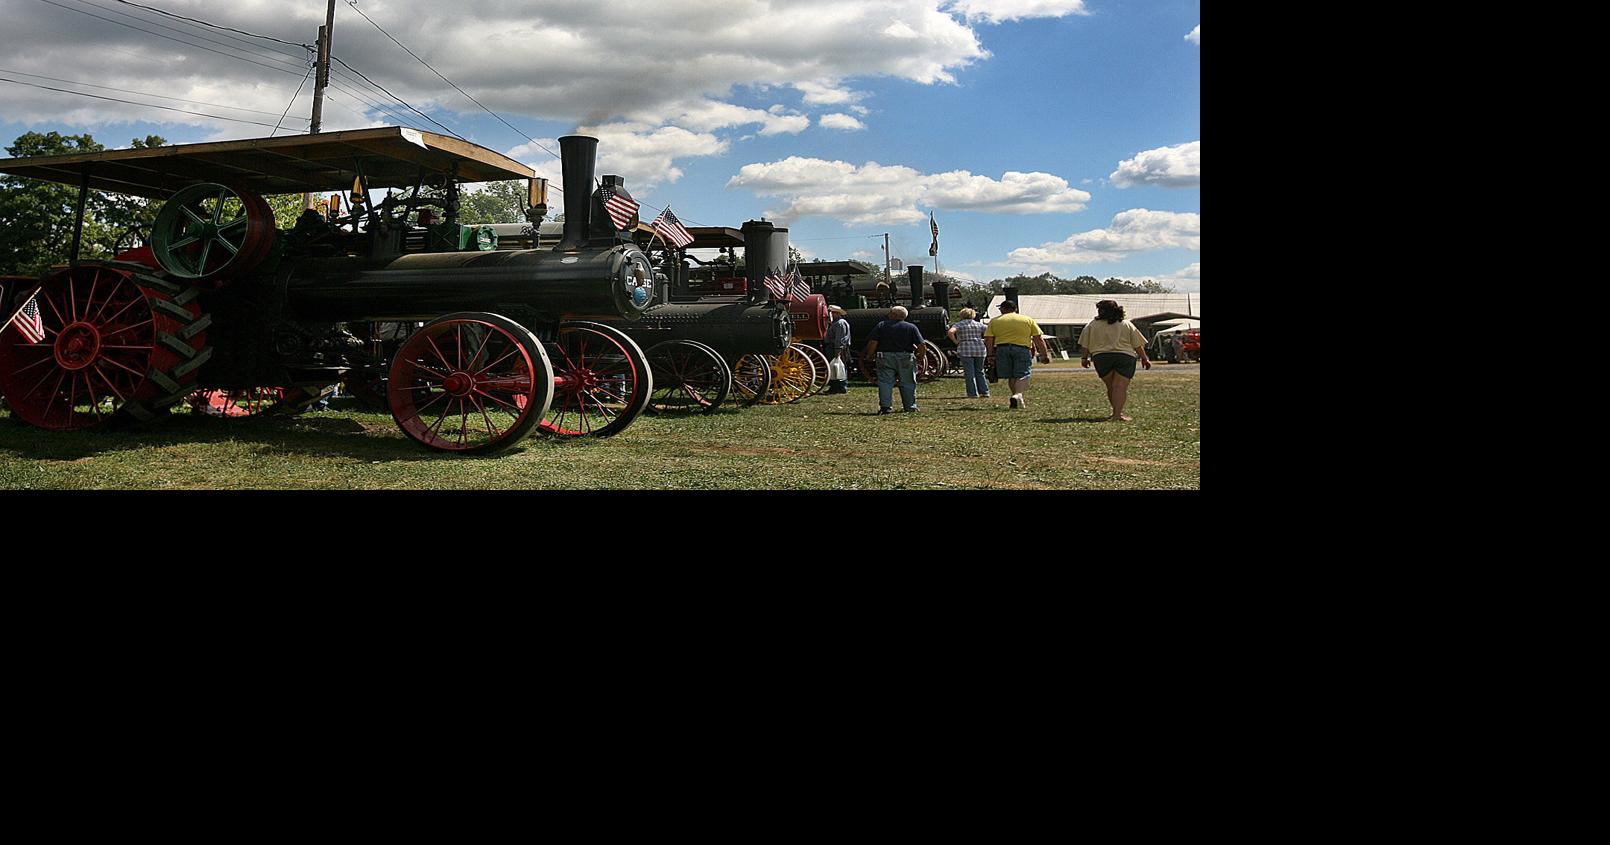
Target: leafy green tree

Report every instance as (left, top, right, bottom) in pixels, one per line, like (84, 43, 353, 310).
(457, 180, 529, 225)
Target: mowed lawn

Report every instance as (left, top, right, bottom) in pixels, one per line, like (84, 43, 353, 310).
(0, 367, 1199, 490)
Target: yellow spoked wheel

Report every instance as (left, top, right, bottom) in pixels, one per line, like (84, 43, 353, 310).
(761, 346, 817, 404)
(727, 352, 772, 407)
(791, 342, 831, 396)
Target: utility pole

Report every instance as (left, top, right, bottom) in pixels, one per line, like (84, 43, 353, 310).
(304, 0, 337, 209)
(883, 233, 891, 294)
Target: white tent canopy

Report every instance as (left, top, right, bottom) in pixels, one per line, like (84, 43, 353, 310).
(1151, 319, 1201, 335)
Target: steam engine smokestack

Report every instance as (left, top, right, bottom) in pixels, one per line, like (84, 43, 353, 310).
(1003, 285, 1019, 312)
(933, 280, 950, 311)
(740, 219, 776, 302)
(557, 135, 597, 252)
(908, 266, 924, 308)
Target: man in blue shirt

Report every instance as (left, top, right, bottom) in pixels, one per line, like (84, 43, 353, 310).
(862, 305, 924, 414)
(824, 305, 851, 394)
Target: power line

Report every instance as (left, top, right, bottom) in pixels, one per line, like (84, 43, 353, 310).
(272, 64, 316, 136)
(105, 0, 311, 50)
(328, 55, 465, 141)
(0, 75, 297, 129)
(32, 0, 310, 78)
(70, 0, 309, 70)
(0, 67, 310, 121)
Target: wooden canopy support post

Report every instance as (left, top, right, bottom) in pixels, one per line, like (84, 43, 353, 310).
(69, 172, 89, 267)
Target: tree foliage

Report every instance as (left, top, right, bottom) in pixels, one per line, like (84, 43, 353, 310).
(950, 271, 1172, 306)
(456, 180, 530, 225)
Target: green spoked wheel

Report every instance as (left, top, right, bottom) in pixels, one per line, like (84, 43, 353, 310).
(149, 183, 276, 285)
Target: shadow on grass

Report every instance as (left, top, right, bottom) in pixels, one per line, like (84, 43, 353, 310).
(1039, 417, 1113, 424)
(0, 411, 527, 463)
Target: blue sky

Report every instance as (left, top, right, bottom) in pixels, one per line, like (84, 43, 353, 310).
(0, 0, 1199, 290)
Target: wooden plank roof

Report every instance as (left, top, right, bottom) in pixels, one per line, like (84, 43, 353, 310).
(0, 127, 534, 199)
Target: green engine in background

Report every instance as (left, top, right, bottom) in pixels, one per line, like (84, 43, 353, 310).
(427, 223, 499, 253)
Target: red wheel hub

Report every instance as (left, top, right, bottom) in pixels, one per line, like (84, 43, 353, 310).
(54, 322, 103, 371)
(443, 371, 475, 396)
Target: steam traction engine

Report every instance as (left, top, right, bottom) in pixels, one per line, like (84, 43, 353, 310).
(0, 129, 657, 453)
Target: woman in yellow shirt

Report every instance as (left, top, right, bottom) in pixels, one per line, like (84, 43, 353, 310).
(1079, 300, 1152, 421)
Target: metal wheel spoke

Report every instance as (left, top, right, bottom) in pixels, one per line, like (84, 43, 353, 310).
(182, 206, 208, 226)
(472, 387, 523, 414)
(91, 364, 127, 402)
(400, 390, 450, 423)
(99, 320, 153, 339)
(90, 277, 126, 322)
(472, 346, 519, 378)
(426, 334, 455, 371)
(213, 236, 240, 256)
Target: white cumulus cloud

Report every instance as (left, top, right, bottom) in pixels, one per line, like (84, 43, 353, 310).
(1186, 25, 1200, 45)
(947, 1, 1090, 24)
(819, 113, 867, 131)
(728, 156, 1089, 225)
(1006, 210, 1200, 265)
(1110, 141, 1199, 189)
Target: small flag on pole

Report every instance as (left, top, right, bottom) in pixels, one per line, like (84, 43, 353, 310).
(6, 288, 46, 344)
(762, 272, 789, 300)
(929, 212, 939, 257)
(599, 184, 640, 231)
(789, 268, 810, 301)
(651, 206, 694, 248)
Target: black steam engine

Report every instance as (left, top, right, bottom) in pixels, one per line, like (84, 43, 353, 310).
(0, 128, 660, 453)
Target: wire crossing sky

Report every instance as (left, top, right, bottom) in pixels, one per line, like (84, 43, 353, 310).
(0, 0, 1200, 291)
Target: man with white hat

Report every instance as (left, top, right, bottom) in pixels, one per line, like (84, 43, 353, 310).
(823, 304, 851, 394)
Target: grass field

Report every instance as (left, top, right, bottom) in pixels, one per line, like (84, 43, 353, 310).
(0, 368, 1199, 490)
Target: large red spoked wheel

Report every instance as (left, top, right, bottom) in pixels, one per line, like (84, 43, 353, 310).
(645, 339, 730, 414)
(538, 321, 653, 438)
(726, 352, 771, 407)
(149, 183, 276, 286)
(387, 312, 552, 454)
(0, 264, 211, 430)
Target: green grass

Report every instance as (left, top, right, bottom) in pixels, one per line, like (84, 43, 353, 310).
(0, 369, 1199, 490)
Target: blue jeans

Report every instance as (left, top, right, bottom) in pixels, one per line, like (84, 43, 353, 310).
(962, 355, 990, 397)
(877, 351, 917, 410)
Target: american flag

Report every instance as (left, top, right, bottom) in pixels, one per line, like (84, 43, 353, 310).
(599, 184, 640, 231)
(7, 288, 46, 344)
(651, 206, 694, 249)
(788, 268, 810, 301)
(929, 212, 939, 256)
(762, 272, 789, 301)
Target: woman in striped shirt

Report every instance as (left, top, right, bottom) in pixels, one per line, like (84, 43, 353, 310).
(947, 308, 990, 398)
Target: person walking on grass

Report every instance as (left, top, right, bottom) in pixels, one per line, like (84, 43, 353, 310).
(824, 305, 851, 394)
(862, 305, 924, 414)
(947, 307, 989, 398)
(1079, 299, 1152, 421)
(983, 300, 1051, 409)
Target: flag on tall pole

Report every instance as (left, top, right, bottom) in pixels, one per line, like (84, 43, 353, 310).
(5, 288, 46, 344)
(928, 212, 939, 256)
(599, 184, 640, 231)
(650, 206, 694, 248)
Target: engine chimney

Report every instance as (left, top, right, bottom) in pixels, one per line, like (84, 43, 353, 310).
(908, 266, 924, 308)
(740, 219, 776, 302)
(556, 135, 597, 252)
(1003, 285, 1019, 313)
(933, 280, 950, 311)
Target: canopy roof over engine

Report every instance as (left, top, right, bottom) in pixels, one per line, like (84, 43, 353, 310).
(0, 127, 535, 199)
